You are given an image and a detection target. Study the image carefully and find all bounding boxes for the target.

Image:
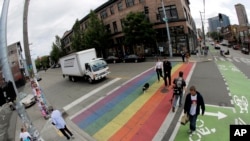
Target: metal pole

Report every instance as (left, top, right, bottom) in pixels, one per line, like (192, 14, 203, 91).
(200, 11, 205, 55)
(0, 0, 43, 140)
(161, 0, 172, 57)
(23, 0, 34, 78)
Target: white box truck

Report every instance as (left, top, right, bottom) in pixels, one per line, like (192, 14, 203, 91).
(59, 48, 110, 83)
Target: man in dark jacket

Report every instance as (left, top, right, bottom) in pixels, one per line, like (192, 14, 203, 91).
(163, 57, 172, 87)
(184, 85, 205, 134)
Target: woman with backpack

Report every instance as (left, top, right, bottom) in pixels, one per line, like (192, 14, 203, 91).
(171, 71, 186, 112)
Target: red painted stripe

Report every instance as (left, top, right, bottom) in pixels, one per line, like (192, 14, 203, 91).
(130, 63, 193, 141)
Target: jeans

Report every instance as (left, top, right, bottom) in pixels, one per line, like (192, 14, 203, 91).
(163, 72, 171, 86)
(189, 114, 198, 131)
(156, 69, 163, 81)
(172, 92, 183, 107)
(59, 125, 73, 140)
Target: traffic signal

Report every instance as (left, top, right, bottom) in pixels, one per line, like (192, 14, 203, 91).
(144, 6, 149, 14)
(218, 13, 223, 21)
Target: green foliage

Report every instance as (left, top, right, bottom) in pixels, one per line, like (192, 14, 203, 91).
(71, 19, 85, 51)
(83, 10, 111, 57)
(35, 55, 50, 70)
(122, 12, 156, 46)
(50, 35, 62, 64)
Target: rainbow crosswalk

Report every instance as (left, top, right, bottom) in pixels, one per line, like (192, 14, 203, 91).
(72, 62, 194, 141)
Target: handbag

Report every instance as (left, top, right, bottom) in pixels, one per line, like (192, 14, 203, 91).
(181, 113, 189, 125)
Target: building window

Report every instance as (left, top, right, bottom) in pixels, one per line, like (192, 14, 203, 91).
(100, 10, 108, 19)
(117, 2, 123, 11)
(139, 0, 144, 3)
(106, 24, 111, 33)
(125, 0, 134, 7)
(158, 5, 178, 21)
(113, 21, 118, 33)
(110, 6, 114, 15)
(120, 19, 124, 30)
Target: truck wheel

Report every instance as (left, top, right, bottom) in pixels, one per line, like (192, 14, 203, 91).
(113, 60, 116, 63)
(135, 59, 138, 63)
(88, 77, 93, 84)
(71, 76, 76, 82)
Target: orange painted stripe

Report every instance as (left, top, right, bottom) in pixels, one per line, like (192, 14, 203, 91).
(108, 63, 189, 141)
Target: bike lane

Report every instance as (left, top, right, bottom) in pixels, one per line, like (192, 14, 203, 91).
(174, 60, 250, 141)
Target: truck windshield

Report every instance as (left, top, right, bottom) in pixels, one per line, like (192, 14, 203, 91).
(90, 59, 108, 72)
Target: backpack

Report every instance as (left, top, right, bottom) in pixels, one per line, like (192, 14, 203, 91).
(173, 77, 183, 95)
(24, 137, 31, 141)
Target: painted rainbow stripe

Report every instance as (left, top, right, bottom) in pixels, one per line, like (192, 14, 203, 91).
(72, 62, 194, 141)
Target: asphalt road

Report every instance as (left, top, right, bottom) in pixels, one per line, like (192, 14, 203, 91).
(8, 48, 250, 140)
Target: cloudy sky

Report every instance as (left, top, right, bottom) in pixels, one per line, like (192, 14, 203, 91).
(1, 0, 250, 58)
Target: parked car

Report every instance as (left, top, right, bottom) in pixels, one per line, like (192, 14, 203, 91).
(214, 45, 220, 50)
(241, 47, 249, 54)
(123, 54, 145, 63)
(19, 92, 36, 108)
(233, 45, 240, 50)
(105, 56, 122, 63)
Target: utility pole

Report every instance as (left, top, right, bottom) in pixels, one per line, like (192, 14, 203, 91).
(0, 0, 43, 140)
(23, 0, 34, 77)
(161, 0, 172, 57)
(200, 11, 205, 55)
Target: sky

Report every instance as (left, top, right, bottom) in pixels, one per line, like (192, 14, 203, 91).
(1, 0, 250, 58)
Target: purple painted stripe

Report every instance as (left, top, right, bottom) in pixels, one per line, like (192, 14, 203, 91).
(72, 68, 154, 123)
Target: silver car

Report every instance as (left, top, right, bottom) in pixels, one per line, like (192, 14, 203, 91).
(19, 92, 36, 108)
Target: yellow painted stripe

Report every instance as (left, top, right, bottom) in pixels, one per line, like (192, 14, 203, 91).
(93, 64, 182, 140)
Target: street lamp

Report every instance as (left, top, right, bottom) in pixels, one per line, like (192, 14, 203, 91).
(161, 0, 172, 57)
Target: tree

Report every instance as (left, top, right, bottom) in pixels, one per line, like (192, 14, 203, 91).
(84, 10, 110, 57)
(122, 12, 156, 52)
(50, 35, 62, 66)
(71, 19, 85, 51)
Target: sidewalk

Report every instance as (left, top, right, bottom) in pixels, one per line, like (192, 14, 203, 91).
(13, 52, 213, 141)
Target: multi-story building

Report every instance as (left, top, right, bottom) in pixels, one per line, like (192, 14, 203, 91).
(222, 24, 250, 45)
(208, 14, 230, 32)
(235, 3, 249, 26)
(61, 0, 198, 57)
(0, 41, 26, 87)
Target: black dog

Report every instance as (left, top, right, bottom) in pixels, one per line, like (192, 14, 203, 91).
(142, 83, 149, 92)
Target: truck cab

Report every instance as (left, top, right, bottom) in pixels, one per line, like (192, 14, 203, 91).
(84, 58, 110, 83)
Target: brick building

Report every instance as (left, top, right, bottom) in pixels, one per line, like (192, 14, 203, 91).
(61, 0, 198, 57)
(0, 42, 26, 87)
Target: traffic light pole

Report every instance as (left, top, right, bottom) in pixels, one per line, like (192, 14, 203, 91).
(0, 0, 43, 140)
(161, 0, 172, 57)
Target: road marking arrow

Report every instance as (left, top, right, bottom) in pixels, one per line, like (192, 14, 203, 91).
(204, 111, 227, 120)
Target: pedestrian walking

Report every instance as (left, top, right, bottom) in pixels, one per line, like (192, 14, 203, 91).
(171, 71, 186, 112)
(50, 107, 74, 140)
(154, 58, 163, 82)
(163, 57, 172, 87)
(19, 127, 32, 141)
(184, 85, 205, 134)
(181, 50, 185, 62)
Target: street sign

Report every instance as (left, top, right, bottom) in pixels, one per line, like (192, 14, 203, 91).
(159, 47, 163, 52)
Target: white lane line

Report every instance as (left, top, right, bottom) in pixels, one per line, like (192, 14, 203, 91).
(63, 78, 121, 112)
(153, 63, 196, 141)
(233, 57, 240, 63)
(227, 58, 233, 62)
(219, 57, 225, 61)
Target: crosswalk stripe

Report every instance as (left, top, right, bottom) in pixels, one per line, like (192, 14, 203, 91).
(219, 57, 226, 61)
(233, 58, 240, 62)
(227, 58, 233, 62)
